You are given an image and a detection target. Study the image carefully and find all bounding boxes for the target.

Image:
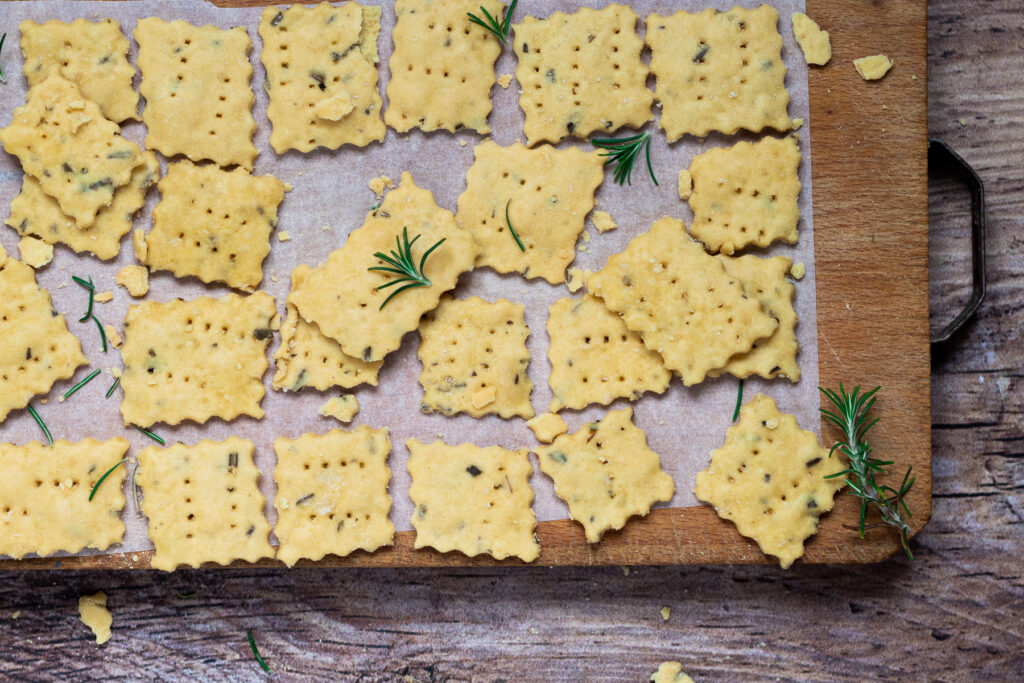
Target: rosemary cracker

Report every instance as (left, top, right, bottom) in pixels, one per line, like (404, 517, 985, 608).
(319, 395, 359, 423)
(526, 412, 568, 443)
(651, 662, 695, 683)
(791, 13, 831, 66)
(407, 439, 540, 562)
(513, 4, 652, 145)
(259, 2, 386, 154)
(137, 437, 274, 571)
(273, 427, 394, 566)
(0, 438, 129, 559)
(535, 407, 674, 543)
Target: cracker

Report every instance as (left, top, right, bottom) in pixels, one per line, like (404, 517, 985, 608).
(120, 292, 276, 428)
(319, 395, 359, 423)
(546, 295, 670, 412)
(535, 407, 674, 543)
(384, 0, 503, 134)
(137, 437, 273, 571)
(0, 259, 87, 422)
(407, 439, 539, 562)
(0, 71, 143, 228)
(513, 5, 651, 145)
(0, 438, 129, 559)
(456, 141, 604, 284)
(273, 427, 394, 566)
(17, 236, 53, 268)
(854, 54, 894, 81)
(20, 18, 139, 122)
(694, 393, 846, 569)
(677, 170, 692, 200)
(290, 172, 477, 362)
(78, 592, 113, 645)
(791, 13, 831, 66)
(646, 6, 792, 140)
(687, 136, 801, 255)
(259, 2, 386, 154)
(526, 412, 568, 444)
(651, 662, 695, 683)
(586, 217, 778, 386)
(137, 161, 285, 291)
(116, 265, 149, 297)
(135, 18, 258, 169)
(591, 210, 617, 233)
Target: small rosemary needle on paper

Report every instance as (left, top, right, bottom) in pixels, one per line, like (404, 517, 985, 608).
(134, 425, 166, 445)
(368, 227, 446, 310)
(63, 368, 101, 401)
(467, 0, 517, 45)
(592, 131, 659, 186)
(732, 379, 744, 422)
(72, 275, 108, 352)
(505, 199, 525, 252)
(105, 376, 121, 399)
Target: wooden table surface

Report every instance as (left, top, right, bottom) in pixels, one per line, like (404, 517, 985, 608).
(1, 0, 1022, 680)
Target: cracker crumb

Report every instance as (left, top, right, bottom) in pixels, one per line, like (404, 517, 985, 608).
(322, 225, 332, 231)
(460, 140, 467, 147)
(677, 170, 692, 200)
(791, 117, 804, 130)
(526, 413, 569, 443)
(314, 90, 355, 121)
(78, 592, 112, 645)
(591, 210, 617, 233)
(958, 118, 967, 127)
(529, 627, 539, 635)
(116, 266, 149, 297)
(11, 611, 21, 620)
(854, 54, 894, 81)
(790, 262, 806, 280)
(131, 229, 147, 262)
(581, 230, 592, 244)
(319, 395, 359, 423)
(622, 567, 630, 576)
(277, 231, 292, 243)
(792, 12, 831, 66)
(95, 291, 113, 303)
(283, 182, 294, 192)
(660, 606, 671, 621)
(111, 367, 121, 380)
(105, 325, 123, 350)
(17, 236, 53, 268)
(497, 73, 513, 89)
(369, 175, 395, 196)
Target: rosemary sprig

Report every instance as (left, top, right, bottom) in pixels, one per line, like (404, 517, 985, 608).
(63, 368, 101, 400)
(592, 131, 659, 186)
(820, 384, 915, 559)
(368, 227, 446, 310)
(247, 630, 271, 672)
(467, 0, 517, 45)
(505, 199, 525, 252)
(27, 404, 53, 446)
(89, 458, 128, 502)
(0, 33, 7, 84)
(732, 379, 744, 422)
(105, 376, 121, 399)
(72, 275, 108, 352)
(134, 425, 166, 445)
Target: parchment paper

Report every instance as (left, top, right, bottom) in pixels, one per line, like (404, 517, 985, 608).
(0, 0, 817, 560)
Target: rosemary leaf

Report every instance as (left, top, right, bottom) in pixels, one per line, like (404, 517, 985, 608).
(505, 199, 526, 252)
(91, 314, 108, 353)
(134, 425, 166, 445)
(732, 379, 743, 422)
(63, 368, 101, 400)
(27, 404, 53, 446)
(105, 376, 121, 399)
(467, 0, 517, 45)
(247, 630, 271, 672)
(89, 457, 128, 502)
(592, 131, 659, 186)
(368, 227, 445, 310)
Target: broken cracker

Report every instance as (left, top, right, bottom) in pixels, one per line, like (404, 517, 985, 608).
(17, 236, 53, 269)
(526, 412, 568, 444)
(791, 13, 831, 66)
(78, 592, 113, 645)
(591, 210, 617, 233)
(116, 265, 149, 297)
(651, 662, 695, 683)
(319, 395, 360, 423)
(677, 170, 692, 200)
(854, 54, 894, 81)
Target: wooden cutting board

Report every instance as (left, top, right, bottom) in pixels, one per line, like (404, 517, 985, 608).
(4, 0, 930, 570)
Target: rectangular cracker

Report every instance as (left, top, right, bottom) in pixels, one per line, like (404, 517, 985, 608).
(290, 172, 477, 362)
(0, 259, 87, 422)
(407, 439, 539, 562)
(137, 161, 285, 291)
(694, 393, 846, 568)
(513, 5, 653, 145)
(273, 427, 394, 566)
(384, 0, 503, 134)
(20, 18, 139, 122)
(455, 141, 605, 284)
(688, 135, 802, 255)
(0, 438, 129, 559)
(259, 2, 386, 154)
(417, 296, 534, 419)
(137, 437, 273, 571)
(120, 292, 277, 428)
(0, 71, 143, 229)
(646, 6, 792, 140)
(135, 18, 258, 169)
(535, 407, 674, 543)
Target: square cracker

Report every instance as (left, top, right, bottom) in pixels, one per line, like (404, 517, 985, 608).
(290, 172, 477, 362)
(135, 18, 258, 170)
(0, 258, 87, 422)
(0, 71, 143, 229)
(646, 6, 792, 140)
(535, 407, 674, 543)
(585, 216, 778, 386)
(694, 393, 846, 568)
(137, 161, 285, 291)
(0, 438, 129, 559)
(417, 296, 534, 419)
(137, 437, 273, 571)
(546, 295, 670, 413)
(513, 4, 653, 145)
(120, 292, 277, 428)
(20, 18, 139, 122)
(384, 0, 503, 134)
(688, 136, 801, 255)
(407, 439, 540, 562)
(273, 427, 394, 566)
(455, 141, 604, 284)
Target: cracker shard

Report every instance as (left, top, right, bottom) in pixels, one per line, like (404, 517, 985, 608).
(586, 217, 778, 386)
(650, 662, 695, 683)
(694, 394, 846, 569)
(791, 13, 831, 66)
(319, 395, 359, 423)
(536, 407, 674, 543)
(854, 54, 894, 81)
(79, 592, 113, 645)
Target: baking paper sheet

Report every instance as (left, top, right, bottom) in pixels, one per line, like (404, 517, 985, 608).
(0, 0, 817, 560)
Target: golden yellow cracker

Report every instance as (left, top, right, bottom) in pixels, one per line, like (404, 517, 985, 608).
(20, 18, 139, 122)
(273, 427, 394, 566)
(586, 217, 778, 386)
(417, 296, 534, 419)
(0, 71, 143, 229)
(17, 236, 52, 268)
(319, 395, 359, 423)
(513, 5, 652, 145)
(791, 13, 831, 66)
(137, 161, 285, 291)
(694, 393, 846, 569)
(546, 295, 670, 413)
(687, 136, 802, 255)
(116, 265, 149, 297)
(677, 170, 692, 200)
(535, 407, 674, 543)
(384, 0, 503, 134)
(78, 592, 112, 645)
(291, 172, 477, 362)
(646, 6, 792, 140)
(565, 267, 586, 293)
(591, 210, 617, 233)
(456, 141, 604, 284)
(526, 412, 567, 444)
(0, 438, 129, 559)
(0, 259, 87, 422)
(120, 292, 276, 428)
(407, 439, 539, 562)
(135, 18, 258, 169)
(259, 3, 386, 154)
(651, 662, 695, 683)
(854, 54, 894, 80)
(137, 438, 273, 571)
